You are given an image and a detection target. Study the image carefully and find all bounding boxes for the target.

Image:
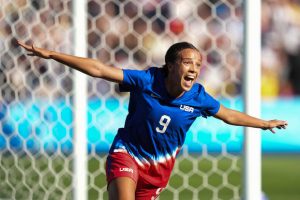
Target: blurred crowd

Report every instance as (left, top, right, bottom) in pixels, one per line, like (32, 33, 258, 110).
(261, 0, 300, 97)
(1, 0, 300, 105)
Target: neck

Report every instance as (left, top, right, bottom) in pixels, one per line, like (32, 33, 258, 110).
(165, 75, 184, 98)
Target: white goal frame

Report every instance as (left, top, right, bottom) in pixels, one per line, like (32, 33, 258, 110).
(73, 0, 88, 200)
(243, 0, 261, 200)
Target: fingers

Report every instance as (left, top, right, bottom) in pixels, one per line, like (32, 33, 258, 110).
(17, 40, 33, 51)
(17, 40, 41, 57)
(277, 120, 288, 129)
(278, 124, 287, 129)
(17, 40, 53, 60)
(16, 40, 25, 46)
(271, 120, 288, 128)
(267, 120, 288, 133)
(269, 128, 275, 134)
(279, 120, 288, 125)
(17, 40, 27, 48)
(279, 125, 287, 129)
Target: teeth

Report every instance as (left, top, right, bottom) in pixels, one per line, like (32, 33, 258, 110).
(186, 75, 195, 80)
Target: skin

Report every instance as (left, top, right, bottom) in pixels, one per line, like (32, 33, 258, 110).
(108, 177, 136, 200)
(165, 48, 202, 98)
(17, 41, 288, 200)
(17, 41, 124, 83)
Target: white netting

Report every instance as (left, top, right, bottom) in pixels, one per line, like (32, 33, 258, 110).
(1, 0, 74, 199)
(1, 0, 243, 199)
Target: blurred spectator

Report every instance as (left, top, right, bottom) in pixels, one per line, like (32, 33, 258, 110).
(261, 0, 300, 97)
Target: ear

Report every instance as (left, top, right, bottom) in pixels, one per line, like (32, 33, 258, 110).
(167, 63, 175, 73)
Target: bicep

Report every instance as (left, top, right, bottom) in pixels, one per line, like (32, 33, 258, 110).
(213, 104, 232, 121)
(214, 104, 268, 128)
(214, 105, 248, 125)
(93, 62, 124, 83)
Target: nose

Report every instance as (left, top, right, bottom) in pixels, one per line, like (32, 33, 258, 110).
(189, 62, 197, 72)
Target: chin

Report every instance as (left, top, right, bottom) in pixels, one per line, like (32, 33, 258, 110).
(181, 82, 194, 92)
(181, 85, 193, 92)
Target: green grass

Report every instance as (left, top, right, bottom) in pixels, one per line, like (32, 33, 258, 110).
(1, 154, 299, 200)
(262, 154, 300, 200)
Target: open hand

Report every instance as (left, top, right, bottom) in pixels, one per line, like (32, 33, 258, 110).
(17, 40, 52, 59)
(264, 120, 288, 134)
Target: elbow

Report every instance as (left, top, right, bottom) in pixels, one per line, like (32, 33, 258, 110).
(223, 119, 233, 125)
(219, 109, 243, 126)
(89, 60, 104, 77)
(89, 69, 102, 77)
(222, 116, 239, 126)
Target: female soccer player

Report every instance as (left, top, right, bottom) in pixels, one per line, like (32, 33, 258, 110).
(18, 41, 287, 200)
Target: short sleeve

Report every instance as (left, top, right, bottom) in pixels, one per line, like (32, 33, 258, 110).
(119, 68, 152, 92)
(198, 87, 220, 118)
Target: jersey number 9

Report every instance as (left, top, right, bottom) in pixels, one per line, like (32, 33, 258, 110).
(156, 115, 171, 134)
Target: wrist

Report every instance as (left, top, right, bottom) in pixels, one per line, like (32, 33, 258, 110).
(262, 120, 270, 129)
(49, 51, 55, 59)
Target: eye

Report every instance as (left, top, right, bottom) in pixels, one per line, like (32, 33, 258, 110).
(183, 60, 192, 65)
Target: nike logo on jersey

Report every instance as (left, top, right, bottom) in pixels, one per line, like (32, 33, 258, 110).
(180, 105, 194, 113)
(151, 93, 160, 98)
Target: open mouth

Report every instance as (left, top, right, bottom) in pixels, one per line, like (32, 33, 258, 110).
(183, 75, 196, 88)
(184, 75, 195, 84)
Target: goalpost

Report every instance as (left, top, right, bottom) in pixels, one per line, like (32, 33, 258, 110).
(73, 0, 88, 200)
(243, 0, 261, 199)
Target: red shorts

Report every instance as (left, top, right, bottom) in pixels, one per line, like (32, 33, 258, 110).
(106, 152, 165, 200)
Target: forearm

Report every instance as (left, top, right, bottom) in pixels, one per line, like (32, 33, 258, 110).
(50, 51, 101, 77)
(223, 109, 268, 129)
(50, 52, 123, 82)
(214, 105, 287, 133)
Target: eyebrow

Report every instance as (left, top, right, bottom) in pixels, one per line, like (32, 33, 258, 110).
(181, 57, 202, 61)
(182, 57, 192, 59)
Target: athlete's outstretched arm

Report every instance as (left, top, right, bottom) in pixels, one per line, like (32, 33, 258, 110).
(214, 105, 288, 133)
(17, 41, 123, 83)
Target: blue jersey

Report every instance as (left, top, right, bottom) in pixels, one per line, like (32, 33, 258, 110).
(109, 67, 220, 186)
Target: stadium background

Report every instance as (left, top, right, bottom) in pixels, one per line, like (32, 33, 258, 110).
(1, 0, 300, 199)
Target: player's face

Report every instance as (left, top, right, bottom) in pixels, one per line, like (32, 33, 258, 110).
(170, 48, 202, 93)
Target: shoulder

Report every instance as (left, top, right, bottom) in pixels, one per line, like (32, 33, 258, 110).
(120, 66, 162, 91)
(147, 66, 163, 77)
(123, 66, 161, 78)
(190, 83, 206, 96)
(141, 66, 164, 82)
(191, 83, 218, 102)
(191, 83, 220, 117)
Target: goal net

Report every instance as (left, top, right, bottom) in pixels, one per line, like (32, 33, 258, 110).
(0, 0, 243, 199)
